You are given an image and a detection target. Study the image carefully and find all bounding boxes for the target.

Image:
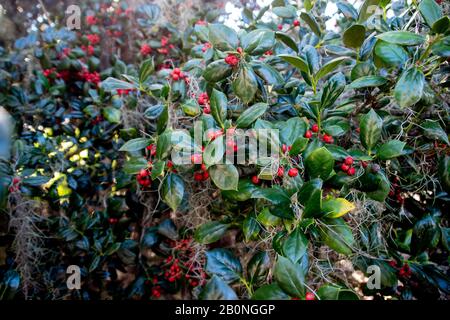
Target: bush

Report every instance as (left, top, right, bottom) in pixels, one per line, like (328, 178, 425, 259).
(0, 0, 449, 300)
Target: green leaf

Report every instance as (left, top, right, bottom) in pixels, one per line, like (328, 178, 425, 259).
(278, 54, 309, 74)
(101, 77, 136, 91)
(374, 41, 408, 66)
(418, 0, 442, 27)
(162, 173, 184, 211)
(343, 24, 366, 49)
(139, 58, 154, 83)
(300, 12, 321, 37)
(305, 147, 335, 180)
(251, 61, 284, 86)
(156, 131, 172, 159)
(252, 284, 289, 300)
(275, 32, 298, 53)
(236, 103, 268, 128)
(282, 228, 308, 263)
(22, 175, 51, 187)
(205, 249, 242, 283)
(359, 170, 391, 202)
(103, 107, 121, 124)
(123, 157, 148, 174)
(317, 285, 359, 300)
(157, 104, 169, 134)
(431, 36, 450, 57)
(320, 72, 346, 109)
(222, 179, 258, 202)
(274, 255, 306, 298)
(348, 75, 387, 89)
(208, 24, 239, 51)
(273, 5, 297, 18)
(316, 57, 349, 81)
(289, 137, 309, 155)
(377, 140, 406, 160)
(241, 29, 275, 55)
(119, 138, 151, 152)
(195, 221, 230, 244)
(304, 45, 320, 74)
(232, 65, 258, 104)
(279, 117, 307, 145)
(439, 156, 450, 193)
(203, 59, 233, 82)
(210, 89, 228, 128)
(376, 31, 425, 46)
(360, 109, 382, 151)
(358, 0, 381, 22)
(247, 251, 271, 285)
(243, 214, 260, 241)
(204, 136, 225, 166)
(319, 218, 355, 255)
(337, 1, 358, 20)
(209, 164, 239, 190)
(432, 16, 450, 34)
(394, 67, 425, 108)
(422, 120, 450, 145)
(298, 178, 323, 218)
(200, 276, 238, 300)
(411, 214, 440, 254)
(322, 198, 355, 218)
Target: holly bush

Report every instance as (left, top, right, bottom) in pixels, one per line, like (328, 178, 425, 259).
(0, 0, 449, 300)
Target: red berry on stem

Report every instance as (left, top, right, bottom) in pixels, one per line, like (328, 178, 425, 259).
(305, 292, 315, 300)
(347, 167, 356, 176)
(277, 167, 284, 177)
(251, 175, 260, 184)
(311, 124, 319, 133)
(288, 168, 298, 177)
(293, 20, 300, 27)
(341, 164, 350, 172)
(304, 130, 312, 139)
(344, 156, 354, 165)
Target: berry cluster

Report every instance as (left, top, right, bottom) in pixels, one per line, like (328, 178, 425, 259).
(170, 68, 188, 82)
(86, 34, 101, 45)
(9, 177, 20, 193)
(136, 169, 151, 188)
(389, 176, 404, 205)
(86, 15, 98, 26)
(225, 54, 240, 66)
(194, 164, 209, 182)
(140, 44, 152, 56)
(340, 156, 356, 176)
(197, 92, 210, 114)
(78, 68, 101, 86)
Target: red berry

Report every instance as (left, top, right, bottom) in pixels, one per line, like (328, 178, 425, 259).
(251, 175, 260, 184)
(139, 169, 149, 177)
(277, 24, 283, 30)
(311, 124, 319, 133)
(323, 134, 333, 144)
(200, 164, 207, 171)
(202, 171, 209, 180)
(304, 130, 312, 139)
(305, 292, 315, 300)
(344, 156, 354, 165)
(341, 164, 350, 172)
(361, 161, 368, 168)
(282, 144, 287, 153)
(347, 167, 356, 176)
(288, 168, 298, 177)
(194, 172, 203, 181)
(277, 167, 284, 177)
(293, 20, 300, 27)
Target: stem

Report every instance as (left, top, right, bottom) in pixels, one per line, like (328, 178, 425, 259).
(240, 277, 253, 296)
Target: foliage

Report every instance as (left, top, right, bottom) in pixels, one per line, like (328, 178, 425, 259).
(0, 0, 449, 300)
